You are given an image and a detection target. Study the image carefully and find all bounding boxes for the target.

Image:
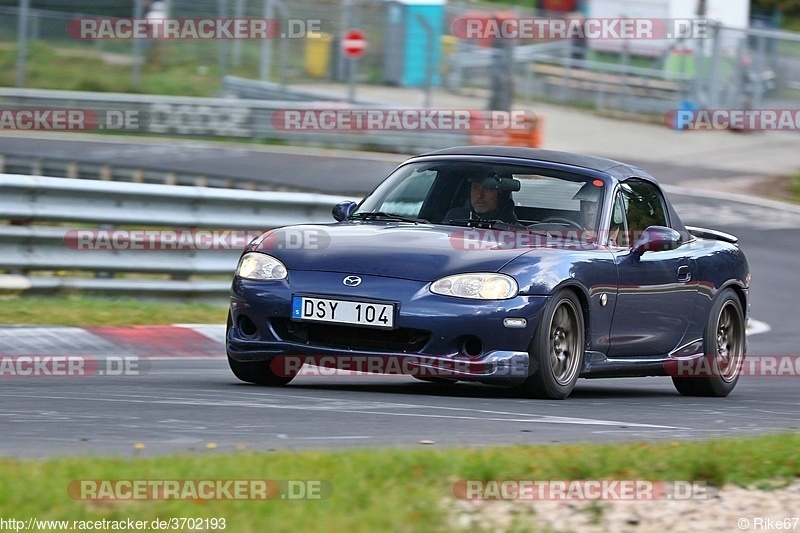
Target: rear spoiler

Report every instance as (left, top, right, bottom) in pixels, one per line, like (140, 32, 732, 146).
(686, 226, 738, 244)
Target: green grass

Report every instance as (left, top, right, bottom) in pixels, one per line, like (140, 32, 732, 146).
(0, 38, 374, 96)
(0, 296, 226, 326)
(788, 174, 800, 204)
(0, 41, 225, 95)
(0, 433, 798, 531)
(783, 14, 800, 32)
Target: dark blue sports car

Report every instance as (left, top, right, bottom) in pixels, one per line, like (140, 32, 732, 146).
(227, 147, 749, 399)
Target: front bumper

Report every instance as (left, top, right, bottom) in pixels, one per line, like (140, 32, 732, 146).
(227, 271, 547, 387)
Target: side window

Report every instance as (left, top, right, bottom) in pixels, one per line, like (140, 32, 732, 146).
(609, 192, 629, 247)
(620, 181, 668, 238)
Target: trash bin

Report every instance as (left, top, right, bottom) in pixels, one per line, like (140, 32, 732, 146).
(305, 32, 332, 78)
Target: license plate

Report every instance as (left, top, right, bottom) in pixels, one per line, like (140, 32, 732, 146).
(292, 296, 395, 329)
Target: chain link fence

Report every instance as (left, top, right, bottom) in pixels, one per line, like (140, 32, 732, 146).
(1, 1, 799, 115)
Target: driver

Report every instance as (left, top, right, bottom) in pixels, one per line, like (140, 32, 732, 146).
(445, 176, 518, 224)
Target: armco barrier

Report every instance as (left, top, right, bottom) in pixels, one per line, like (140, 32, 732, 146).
(0, 173, 359, 297)
(0, 87, 468, 153)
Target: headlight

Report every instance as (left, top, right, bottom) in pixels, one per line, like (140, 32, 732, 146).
(236, 252, 287, 280)
(430, 273, 518, 300)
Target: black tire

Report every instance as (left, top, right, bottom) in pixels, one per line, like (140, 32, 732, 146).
(515, 290, 585, 400)
(226, 312, 298, 386)
(672, 288, 745, 397)
(228, 355, 297, 386)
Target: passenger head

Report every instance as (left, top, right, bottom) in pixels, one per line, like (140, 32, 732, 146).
(572, 181, 604, 228)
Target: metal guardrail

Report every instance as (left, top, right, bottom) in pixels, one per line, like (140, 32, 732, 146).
(0, 173, 359, 298)
(221, 76, 369, 104)
(0, 154, 306, 192)
(449, 40, 692, 113)
(0, 87, 469, 153)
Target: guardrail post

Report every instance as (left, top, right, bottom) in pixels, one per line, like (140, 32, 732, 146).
(753, 32, 768, 109)
(707, 22, 722, 109)
(595, 66, 606, 112)
(17, 0, 30, 87)
(260, 0, 274, 81)
(217, 0, 230, 82)
(621, 41, 631, 112)
(132, 0, 143, 88)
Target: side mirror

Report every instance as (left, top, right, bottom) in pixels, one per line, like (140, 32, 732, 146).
(632, 226, 681, 256)
(332, 201, 358, 221)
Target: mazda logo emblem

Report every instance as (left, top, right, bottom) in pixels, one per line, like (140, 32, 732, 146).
(343, 276, 362, 287)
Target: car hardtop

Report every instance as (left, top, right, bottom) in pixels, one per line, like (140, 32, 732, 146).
(414, 146, 657, 185)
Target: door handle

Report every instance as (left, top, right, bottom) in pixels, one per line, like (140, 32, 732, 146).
(677, 265, 691, 283)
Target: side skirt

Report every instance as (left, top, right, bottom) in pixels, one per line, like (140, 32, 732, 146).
(580, 339, 705, 378)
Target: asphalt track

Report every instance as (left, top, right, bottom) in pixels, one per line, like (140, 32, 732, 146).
(0, 135, 744, 193)
(1, 138, 798, 457)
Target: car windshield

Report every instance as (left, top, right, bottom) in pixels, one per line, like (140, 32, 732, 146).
(352, 161, 607, 232)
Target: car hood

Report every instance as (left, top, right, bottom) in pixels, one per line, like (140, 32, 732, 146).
(249, 222, 537, 282)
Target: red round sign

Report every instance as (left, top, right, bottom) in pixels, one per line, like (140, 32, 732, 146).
(342, 29, 367, 59)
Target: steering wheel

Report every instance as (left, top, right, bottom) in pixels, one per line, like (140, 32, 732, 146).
(538, 216, 583, 230)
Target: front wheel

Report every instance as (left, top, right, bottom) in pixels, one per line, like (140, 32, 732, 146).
(515, 290, 585, 399)
(672, 288, 746, 397)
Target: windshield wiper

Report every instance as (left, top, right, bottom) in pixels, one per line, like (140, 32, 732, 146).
(349, 211, 429, 224)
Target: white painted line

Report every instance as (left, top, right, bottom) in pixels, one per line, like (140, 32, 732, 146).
(281, 435, 372, 440)
(172, 324, 226, 344)
(663, 184, 800, 215)
(747, 319, 772, 336)
(9, 393, 681, 429)
(236, 391, 684, 428)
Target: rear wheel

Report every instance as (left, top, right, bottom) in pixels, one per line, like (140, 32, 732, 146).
(672, 288, 745, 397)
(516, 290, 585, 399)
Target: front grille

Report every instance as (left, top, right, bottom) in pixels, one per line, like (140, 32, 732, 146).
(272, 319, 430, 353)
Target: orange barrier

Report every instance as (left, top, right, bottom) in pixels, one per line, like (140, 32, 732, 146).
(468, 112, 544, 148)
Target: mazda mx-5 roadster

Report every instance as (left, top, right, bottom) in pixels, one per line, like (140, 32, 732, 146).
(227, 147, 749, 399)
